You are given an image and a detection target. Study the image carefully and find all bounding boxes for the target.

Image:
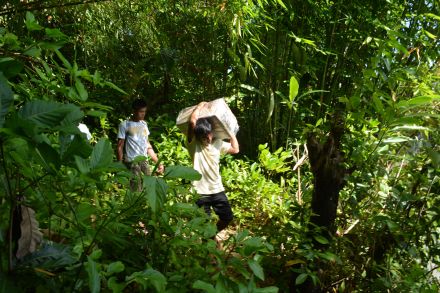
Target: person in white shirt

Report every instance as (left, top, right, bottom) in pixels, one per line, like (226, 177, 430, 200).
(187, 102, 239, 232)
(117, 99, 164, 191)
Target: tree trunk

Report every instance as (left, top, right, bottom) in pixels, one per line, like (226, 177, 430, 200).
(306, 119, 346, 234)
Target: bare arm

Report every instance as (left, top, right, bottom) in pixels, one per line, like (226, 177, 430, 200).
(117, 139, 125, 161)
(147, 141, 164, 174)
(187, 101, 207, 143)
(227, 134, 239, 154)
(147, 141, 159, 163)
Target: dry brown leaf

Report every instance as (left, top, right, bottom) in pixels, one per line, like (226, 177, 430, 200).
(16, 206, 43, 259)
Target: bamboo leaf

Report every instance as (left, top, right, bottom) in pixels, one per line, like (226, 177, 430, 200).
(16, 206, 43, 259)
(383, 136, 411, 144)
(267, 90, 274, 123)
(276, 0, 288, 10)
(423, 13, 440, 21)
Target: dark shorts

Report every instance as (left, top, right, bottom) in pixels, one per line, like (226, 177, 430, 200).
(196, 191, 233, 222)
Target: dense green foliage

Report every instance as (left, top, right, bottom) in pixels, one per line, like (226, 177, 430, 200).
(1, 0, 439, 292)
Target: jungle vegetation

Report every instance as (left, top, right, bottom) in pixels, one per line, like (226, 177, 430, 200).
(0, 0, 439, 292)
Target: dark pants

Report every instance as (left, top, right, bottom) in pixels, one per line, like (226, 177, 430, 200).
(196, 191, 233, 232)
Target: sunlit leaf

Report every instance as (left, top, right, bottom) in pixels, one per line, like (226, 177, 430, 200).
(289, 76, 299, 104)
(164, 165, 201, 180)
(267, 90, 274, 123)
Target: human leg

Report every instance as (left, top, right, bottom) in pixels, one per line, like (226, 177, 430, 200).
(210, 192, 233, 232)
(196, 195, 213, 216)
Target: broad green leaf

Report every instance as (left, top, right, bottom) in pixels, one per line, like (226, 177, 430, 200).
(108, 277, 126, 293)
(248, 259, 265, 281)
(295, 273, 308, 285)
(18, 100, 83, 129)
(289, 76, 299, 104)
(107, 261, 125, 274)
(372, 94, 384, 114)
(89, 249, 102, 260)
(35, 142, 60, 171)
(23, 46, 41, 57)
(60, 135, 93, 162)
(90, 139, 112, 169)
(0, 58, 24, 78)
(75, 155, 91, 173)
(318, 251, 340, 263)
(164, 165, 201, 180)
(85, 256, 101, 293)
(192, 280, 216, 293)
(25, 12, 43, 31)
(0, 72, 13, 127)
(397, 95, 440, 107)
(126, 269, 167, 292)
(76, 203, 95, 222)
(143, 176, 168, 213)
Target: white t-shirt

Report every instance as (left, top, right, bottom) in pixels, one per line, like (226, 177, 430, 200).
(78, 123, 92, 141)
(188, 138, 231, 194)
(117, 120, 150, 162)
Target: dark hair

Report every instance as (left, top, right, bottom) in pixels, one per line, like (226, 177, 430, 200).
(194, 118, 213, 142)
(132, 98, 147, 111)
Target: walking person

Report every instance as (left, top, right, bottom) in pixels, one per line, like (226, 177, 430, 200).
(117, 98, 164, 191)
(187, 102, 239, 235)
